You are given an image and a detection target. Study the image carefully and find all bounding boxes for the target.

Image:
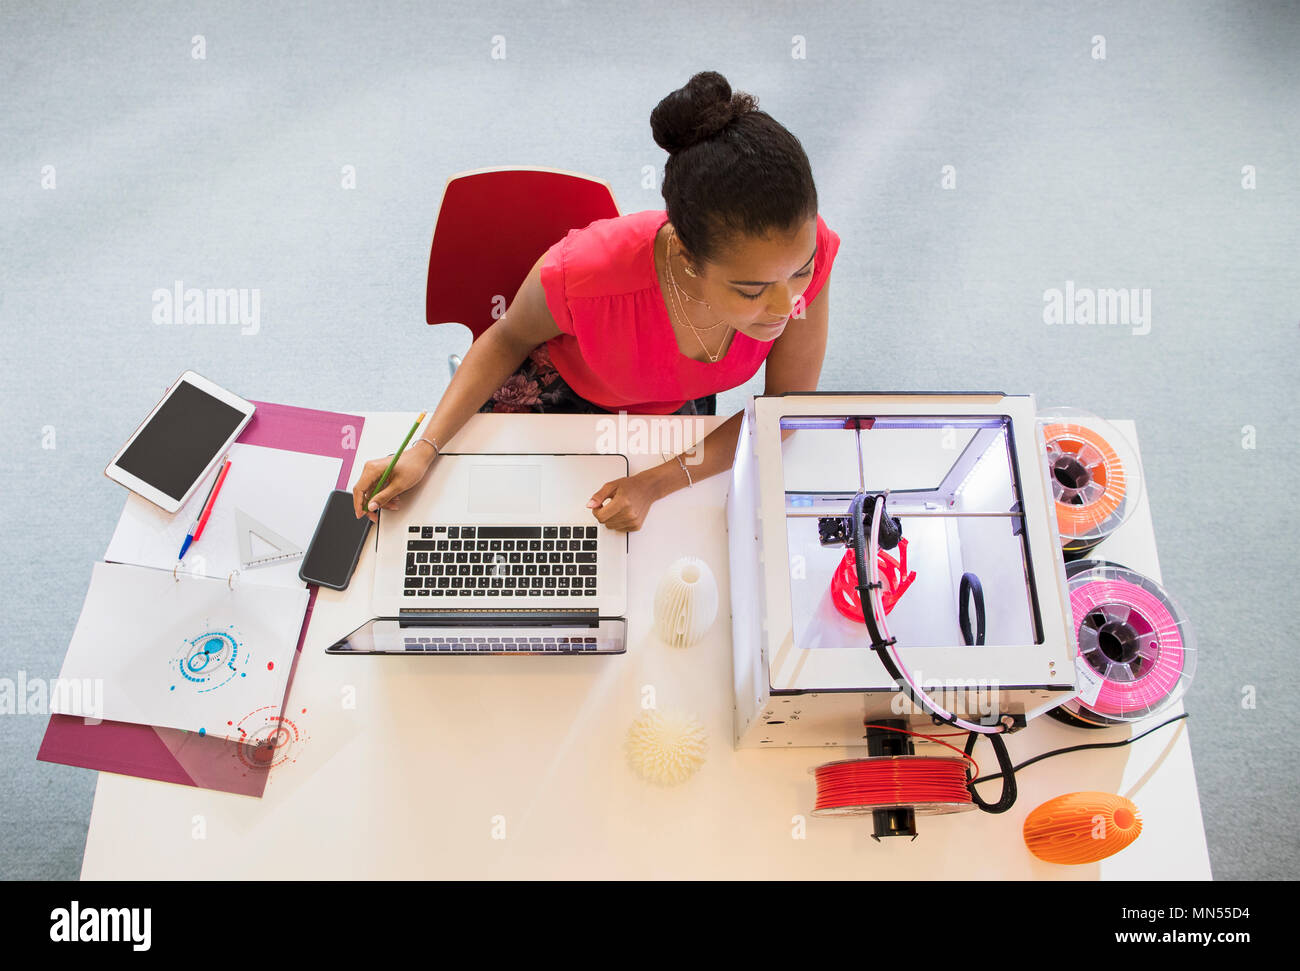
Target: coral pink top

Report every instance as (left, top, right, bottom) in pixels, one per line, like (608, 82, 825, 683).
(538, 209, 841, 414)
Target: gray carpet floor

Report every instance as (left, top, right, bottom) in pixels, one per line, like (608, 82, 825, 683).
(2, 0, 1297, 880)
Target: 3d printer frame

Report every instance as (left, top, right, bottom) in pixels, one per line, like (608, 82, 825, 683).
(728, 392, 1079, 750)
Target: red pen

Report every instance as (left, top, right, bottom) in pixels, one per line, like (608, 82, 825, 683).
(179, 467, 220, 560)
(191, 458, 233, 544)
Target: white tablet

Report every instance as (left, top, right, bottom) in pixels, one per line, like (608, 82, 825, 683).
(105, 370, 256, 513)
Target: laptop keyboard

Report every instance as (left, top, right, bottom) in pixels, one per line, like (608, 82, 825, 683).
(403, 524, 599, 598)
(402, 635, 600, 652)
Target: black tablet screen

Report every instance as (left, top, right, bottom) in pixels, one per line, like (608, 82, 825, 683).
(117, 382, 246, 501)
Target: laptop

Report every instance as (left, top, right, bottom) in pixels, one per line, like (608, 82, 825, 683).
(326, 452, 628, 655)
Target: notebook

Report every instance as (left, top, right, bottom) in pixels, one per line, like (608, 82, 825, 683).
(51, 441, 341, 738)
(37, 399, 364, 798)
(51, 561, 308, 737)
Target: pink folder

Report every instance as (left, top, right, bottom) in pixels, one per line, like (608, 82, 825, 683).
(37, 399, 366, 798)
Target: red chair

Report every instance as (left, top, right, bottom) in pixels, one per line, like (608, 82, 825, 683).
(426, 166, 621, 377)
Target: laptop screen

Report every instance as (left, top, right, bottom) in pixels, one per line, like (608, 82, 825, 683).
(327, 618, 626, 655)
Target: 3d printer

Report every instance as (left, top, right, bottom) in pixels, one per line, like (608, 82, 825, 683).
(727, 392, 1082, 834)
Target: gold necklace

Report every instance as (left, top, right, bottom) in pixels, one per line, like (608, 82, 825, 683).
(670, 275, 722, 363)
(664, 228, 732, 362)
(667, 260, 729, 362)
(667, 228, 721, 313)
(665, 229, 726, 329)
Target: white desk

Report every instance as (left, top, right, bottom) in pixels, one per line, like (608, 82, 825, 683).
(80, 413, 1211, 879)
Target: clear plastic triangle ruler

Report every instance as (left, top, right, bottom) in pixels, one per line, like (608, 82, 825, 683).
(234, 507, 304, 569)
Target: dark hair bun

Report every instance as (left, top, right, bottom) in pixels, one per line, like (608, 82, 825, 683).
(650, 71, 759, 154)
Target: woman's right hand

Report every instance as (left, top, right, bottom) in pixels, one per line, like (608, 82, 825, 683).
(352, 447, 435, 522)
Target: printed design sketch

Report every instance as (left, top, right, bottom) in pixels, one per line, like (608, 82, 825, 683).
(172, 626, 247, 694)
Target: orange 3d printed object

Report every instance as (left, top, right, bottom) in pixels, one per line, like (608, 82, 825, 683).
(1023, 791, 1143, 864)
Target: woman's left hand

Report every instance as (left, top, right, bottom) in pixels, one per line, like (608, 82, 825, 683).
(586, 471, 662, 531)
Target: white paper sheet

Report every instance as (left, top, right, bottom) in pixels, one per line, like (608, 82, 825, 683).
(53, 561, 308, 737)
(104, 443, 341, 588)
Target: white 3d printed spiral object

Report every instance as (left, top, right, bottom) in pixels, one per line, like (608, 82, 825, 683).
(653, 556, 719, 648)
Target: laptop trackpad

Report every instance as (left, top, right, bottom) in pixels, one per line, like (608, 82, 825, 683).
(467, 464, 542, 515)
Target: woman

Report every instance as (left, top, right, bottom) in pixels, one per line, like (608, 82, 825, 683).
(353, 70, 840, 531)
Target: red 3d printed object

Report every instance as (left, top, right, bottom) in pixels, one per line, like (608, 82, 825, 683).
(830, 538, 916, 623)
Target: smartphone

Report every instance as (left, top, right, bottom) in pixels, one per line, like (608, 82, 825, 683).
(299, 490, 373, 590)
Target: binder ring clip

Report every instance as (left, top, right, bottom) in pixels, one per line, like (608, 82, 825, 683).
(173, 564, 182, 583)
(227, 570, 239, 591)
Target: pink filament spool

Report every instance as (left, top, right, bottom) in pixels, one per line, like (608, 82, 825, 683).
(1064, 561, 1196, 724)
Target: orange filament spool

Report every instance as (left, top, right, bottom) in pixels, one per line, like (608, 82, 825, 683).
(1023, 791, 1142, 864)
(1041, 420, 1130, 550)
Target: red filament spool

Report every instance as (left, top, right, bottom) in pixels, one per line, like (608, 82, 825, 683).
(811, 756, 976, 816)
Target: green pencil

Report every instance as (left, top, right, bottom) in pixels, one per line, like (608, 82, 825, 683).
(365, 411, 427, 509)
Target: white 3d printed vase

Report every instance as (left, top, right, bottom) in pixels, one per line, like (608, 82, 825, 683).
(653, 556, 719, 649)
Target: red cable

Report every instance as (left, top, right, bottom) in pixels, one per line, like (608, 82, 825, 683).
(862, 723, 981, 780)
(813, 758, 974, 813)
